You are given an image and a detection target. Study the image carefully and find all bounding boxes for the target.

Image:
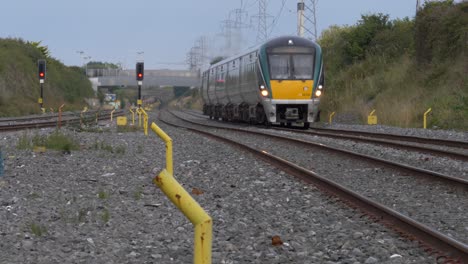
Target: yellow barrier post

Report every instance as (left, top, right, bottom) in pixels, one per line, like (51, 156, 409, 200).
(424, 108, 432, 129)
(367, 109, 377, 125)
(138, 108, 149, 136)
(58, 104, 65, 129)
(80, 106, 88, 126)
(129, 108, 135, 125)
(111, 109, 116, 122)
(329, 111, 336, 124)
(150, 122, 212, 264)
(137, 108, 143, 127)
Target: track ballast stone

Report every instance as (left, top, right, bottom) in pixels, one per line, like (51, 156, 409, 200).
(0, 123, 435, 263)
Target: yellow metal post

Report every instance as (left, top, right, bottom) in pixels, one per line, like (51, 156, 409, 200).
(150, 122, 212, 264)
(367, 109, 377, 125)
(80, 106, 88, 126)
(151, 123, 173, 175)
(111, 109, 116, 121)
(137, 108, 143, 127)
(58, 104, 65, 129)
(129, 108, 135, 125)
(139, 108, 149, 136)
(329, 111, 336, 124)
(424, 108, 432, 129)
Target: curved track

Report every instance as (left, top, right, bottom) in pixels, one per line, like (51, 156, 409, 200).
(159, 109, 468, 262)
(183, 109, 468, 162)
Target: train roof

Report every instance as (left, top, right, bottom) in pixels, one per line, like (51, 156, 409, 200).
(207, 35, 320, 70)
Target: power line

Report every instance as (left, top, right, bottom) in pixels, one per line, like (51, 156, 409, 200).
(268, 0, 287, 36)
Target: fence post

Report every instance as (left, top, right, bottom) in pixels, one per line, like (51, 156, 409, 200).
(111, 109, 116, 122)
(150, 122, 212, 264)
(329, 111, 336, 124)
(129, 108, 135, 125)
(424, 108, 432, 129)
(58, 104, 65, 129)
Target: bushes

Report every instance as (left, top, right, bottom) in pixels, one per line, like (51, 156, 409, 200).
(318, 1, 467, 129)
(0, 38, 94, 117)
(414, 0, 468, 64)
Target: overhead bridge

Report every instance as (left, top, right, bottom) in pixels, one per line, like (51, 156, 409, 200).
(88, 69, 200, 91)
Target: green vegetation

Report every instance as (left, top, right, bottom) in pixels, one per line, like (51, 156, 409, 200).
(0, 38, 94, 117)
(116, 125, 140, 133)
(16, 130, 79, 152)
(172, 88, 203, 111)
(86, 61, 119, 69)
(101, 208, 110, 223)
(134, 187, 143, 200)
(318, 0, 467, 129)
(91, 140, 126, 154)
(174, 86, 190, 98)
(30, 222, 47, 236)
(98, 190, 109, 199)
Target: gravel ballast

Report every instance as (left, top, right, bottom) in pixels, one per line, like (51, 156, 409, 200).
(166, 111, 468, 245)
(0, 119, 438, 263)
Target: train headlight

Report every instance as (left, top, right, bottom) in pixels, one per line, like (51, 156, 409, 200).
(315, 90, 322, 97)
(261, 90, 269, 97)
(318, 85, 323, 90)
(260, 85, 266, 90)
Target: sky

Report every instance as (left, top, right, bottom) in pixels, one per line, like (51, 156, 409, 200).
(0, 0, 420, 70)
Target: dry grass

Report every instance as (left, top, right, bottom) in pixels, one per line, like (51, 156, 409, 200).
(320, 55, 467, 129)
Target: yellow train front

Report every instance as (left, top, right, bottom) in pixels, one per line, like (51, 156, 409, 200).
(201, 36, 324, 128)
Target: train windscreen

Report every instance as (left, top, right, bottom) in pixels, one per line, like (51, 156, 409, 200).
(268, 46, 315, 80)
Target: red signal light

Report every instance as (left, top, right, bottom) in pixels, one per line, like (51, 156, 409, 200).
(38, 59, 46, 80)
(136, 62, 144, 81)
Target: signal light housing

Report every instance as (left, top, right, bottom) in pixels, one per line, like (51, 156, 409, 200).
(136, 62, 144, 81)
(38, 60, 46, 80)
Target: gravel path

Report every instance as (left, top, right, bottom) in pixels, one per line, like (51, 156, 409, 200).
(167, 111, 468, 246)
(0, 116, 437, 263)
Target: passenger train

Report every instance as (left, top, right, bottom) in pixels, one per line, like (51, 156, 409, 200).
(201, 36, 324, 128)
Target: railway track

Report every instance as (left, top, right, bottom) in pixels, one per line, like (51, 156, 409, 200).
(160, 110, 468, 262)
(182, 109, 468, 162)
(0, 110, 124, 132)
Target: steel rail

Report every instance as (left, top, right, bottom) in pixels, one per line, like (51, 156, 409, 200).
(180, 109, 468, 161)
(0, 111, 124, 132)
(169, 110, 468, 187)
(0, 109, 116, 123)
(158, 114, 468, 263)
(307, 127, 468, 149)
(273, 127, 468, 162)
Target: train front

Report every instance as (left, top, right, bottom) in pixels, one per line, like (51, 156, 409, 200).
(258, 36, 324, 127)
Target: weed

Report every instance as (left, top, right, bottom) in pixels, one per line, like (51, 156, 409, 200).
(17, 133, 32, 149)
(45, 131, 79, 152)
(136, 145, 144, 154)
(134, 187, 143, 200)
(29, 192, 41, 199)
(101, 208, 110, 223)
(98, 190, 109, 199)
(16, 131, 79, 152)
(31, 133, 46, 147)
(115, 145, 126, 154)
(117, 125, 140, 133)
(30, 223, 47, 236)
(77, 209, 87, 223)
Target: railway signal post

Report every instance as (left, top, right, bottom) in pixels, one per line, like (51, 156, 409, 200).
(136, 62, 144, 108)
(38, 59, 46, 113)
